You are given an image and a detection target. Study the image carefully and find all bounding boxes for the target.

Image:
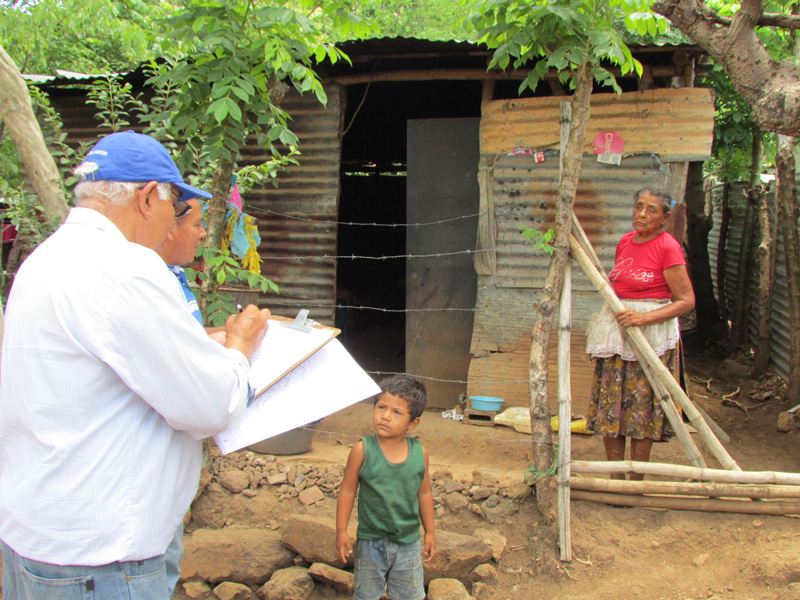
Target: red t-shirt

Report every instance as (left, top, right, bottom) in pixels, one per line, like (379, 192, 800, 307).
(609, 231, 685, 299)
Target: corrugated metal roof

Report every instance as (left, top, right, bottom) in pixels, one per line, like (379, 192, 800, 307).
(336, 37, 482, 57)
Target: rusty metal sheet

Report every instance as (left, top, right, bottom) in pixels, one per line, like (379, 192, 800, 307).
(487, 153, 666, 293)
(481, 88, 714, 161)
(708, 183, 792, 381)
(245, 86, 342, 327)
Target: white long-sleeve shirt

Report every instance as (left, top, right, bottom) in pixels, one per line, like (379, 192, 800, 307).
(0, 207, 251, 566)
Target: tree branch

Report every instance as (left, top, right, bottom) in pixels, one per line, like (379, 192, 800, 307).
(654, 0, 800, 136)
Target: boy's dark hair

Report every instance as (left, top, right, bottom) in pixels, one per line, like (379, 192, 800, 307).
(377, 374, 428, 420)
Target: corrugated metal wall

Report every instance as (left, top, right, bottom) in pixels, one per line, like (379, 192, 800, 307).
(45, 85, 342, 327)
(468, 153, 675, 410)
(708, 183, 792, 380)
(469, 88, 715, 410)
(243, 87, 342, 326)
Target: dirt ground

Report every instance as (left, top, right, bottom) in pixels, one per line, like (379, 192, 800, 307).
(1, 350, 797, 600)
(281, 349, 800, 600)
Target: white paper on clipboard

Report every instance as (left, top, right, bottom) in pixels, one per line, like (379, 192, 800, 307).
(247, 318, 339, 397)
(213, 338, 379, 455)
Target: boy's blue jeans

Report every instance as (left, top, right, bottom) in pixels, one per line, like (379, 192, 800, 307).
(354, 537, 425, 600)
(1, 539, 170, 600)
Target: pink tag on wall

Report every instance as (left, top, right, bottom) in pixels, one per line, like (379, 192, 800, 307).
(592, 131, 624, 154)
(592, 131, 624, 165)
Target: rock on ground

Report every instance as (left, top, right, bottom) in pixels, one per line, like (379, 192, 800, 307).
(427, 578, 473, 600)
(308, 563, 354, 595)
(256, 566, 315, 600)
(181, 528, 295, 586)
(281, 515, 355, 569)
(423, 530, 493, 585)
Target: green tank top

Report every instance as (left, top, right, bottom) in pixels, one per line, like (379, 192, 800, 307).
(357, 434, 425, 544)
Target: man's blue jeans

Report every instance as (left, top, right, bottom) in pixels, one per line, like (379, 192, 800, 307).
(1, 539, 170, 600)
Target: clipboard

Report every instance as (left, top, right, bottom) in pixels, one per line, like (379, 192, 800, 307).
(248, 310, 341, 399)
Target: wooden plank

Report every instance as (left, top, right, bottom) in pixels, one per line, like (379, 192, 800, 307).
(467, 331, 594, 414)
(481, 88, 714, 160)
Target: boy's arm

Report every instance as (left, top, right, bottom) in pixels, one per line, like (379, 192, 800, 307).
(418, 445, 436, 562)
(336, 440, 364, 564)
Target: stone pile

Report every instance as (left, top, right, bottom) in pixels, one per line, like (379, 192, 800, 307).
(206, 450, 531, 515)
(173, 449, 532, 600)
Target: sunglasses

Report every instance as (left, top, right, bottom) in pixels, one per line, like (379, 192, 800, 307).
(138, 184, 191, 217)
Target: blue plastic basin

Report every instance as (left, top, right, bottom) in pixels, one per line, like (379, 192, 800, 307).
(469, 396, 504, 412)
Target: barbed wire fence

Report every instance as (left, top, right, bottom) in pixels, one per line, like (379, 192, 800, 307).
(251, 207, 534, 447)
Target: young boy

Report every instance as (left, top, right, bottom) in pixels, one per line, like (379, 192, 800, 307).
(336, 375, 436, 600)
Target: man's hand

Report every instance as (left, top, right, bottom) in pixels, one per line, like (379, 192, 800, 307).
(224, 305, 270, 361)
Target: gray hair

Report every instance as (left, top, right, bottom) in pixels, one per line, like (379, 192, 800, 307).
(73, 162, 172, 206)
(633, 187, 672, 215)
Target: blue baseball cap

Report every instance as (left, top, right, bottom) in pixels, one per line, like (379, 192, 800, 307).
(78, 131, 212, 201)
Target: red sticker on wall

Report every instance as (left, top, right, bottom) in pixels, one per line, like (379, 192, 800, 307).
(592, 131, 624, 155)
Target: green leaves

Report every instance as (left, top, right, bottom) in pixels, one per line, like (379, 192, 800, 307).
(520, 226, 556, 255)
(463, 0, 665, 94)
(192, 246, 280, 327)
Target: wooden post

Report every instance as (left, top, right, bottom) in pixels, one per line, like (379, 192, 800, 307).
(557, 101, 572, 562)
(557, 262, 572, 562)
(569, 234, 742, 471)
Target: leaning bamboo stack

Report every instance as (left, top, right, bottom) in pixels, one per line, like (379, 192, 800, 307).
(568, 230, 741, 471)
(570, 461, 800, 515)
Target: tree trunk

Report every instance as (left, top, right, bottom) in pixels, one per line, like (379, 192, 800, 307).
(730, 132, 762, 349)
(528, 62, 592, 523)
(776, 136, 800, 403)
(717, 183, 731, 325)
(200, 155, 235, 304)
(653, 0, 800, 137)
(0, 44, 68, 223)
(752, 183, 775, 376)
(685, 162, 723, 345)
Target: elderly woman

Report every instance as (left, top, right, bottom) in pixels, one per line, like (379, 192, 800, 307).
(585, 187, 695, 480)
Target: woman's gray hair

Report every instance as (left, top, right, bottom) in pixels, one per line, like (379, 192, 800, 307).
(633, 187, 672, 215)
(73, 162, 171, 206)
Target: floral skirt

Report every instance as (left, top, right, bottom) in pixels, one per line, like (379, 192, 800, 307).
(586, 347, 679, 442)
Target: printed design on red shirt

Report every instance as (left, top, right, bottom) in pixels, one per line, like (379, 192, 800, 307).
(609, 257, 658, 286)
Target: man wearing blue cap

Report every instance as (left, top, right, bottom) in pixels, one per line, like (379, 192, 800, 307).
(0, 131, 270, 600)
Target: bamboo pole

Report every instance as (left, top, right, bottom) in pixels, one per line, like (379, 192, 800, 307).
(571, 215, 608, 281)
(638, 354, 706, 468)
(557, 265, 573, 562)
(569, 234, 742, 471)
(557, 101, 573, 563)
(570, 476, 800, 499)
(568, 223, 705, 467)
(572, 460, 800, 485)
(691, 400, 731, 445)
(571, 489, 800, 515)
(569, 218, 706, 466)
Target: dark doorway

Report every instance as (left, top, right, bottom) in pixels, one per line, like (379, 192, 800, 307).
(336, 80, 482, 378)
